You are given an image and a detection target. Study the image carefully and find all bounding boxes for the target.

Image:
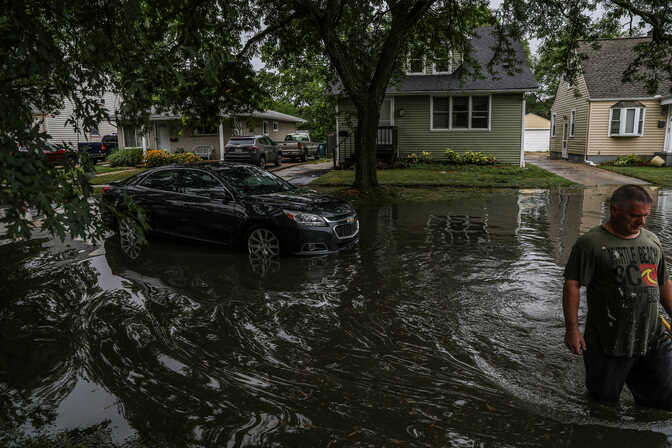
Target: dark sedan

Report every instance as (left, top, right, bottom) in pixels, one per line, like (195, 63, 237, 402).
(101, 162, 359, 256)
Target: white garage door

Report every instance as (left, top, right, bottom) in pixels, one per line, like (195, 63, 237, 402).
(524, 129, 550, 152)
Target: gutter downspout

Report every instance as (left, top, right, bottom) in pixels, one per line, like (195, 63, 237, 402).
(520, 93, 526, 168)
(335, 101, 340, 168)
(219, 121, 225, 161)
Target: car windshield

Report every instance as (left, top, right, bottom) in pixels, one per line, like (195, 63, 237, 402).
(216, 166, 295, 195)
(227, 138, 255, 145)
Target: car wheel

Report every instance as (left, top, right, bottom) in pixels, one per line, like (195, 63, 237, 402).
(258, 156, 266, 169)
(118, 217, 145, 260)
(246, 227, 280, 257)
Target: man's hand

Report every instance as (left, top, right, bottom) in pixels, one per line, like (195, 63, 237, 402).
(564, 327, 587, 355)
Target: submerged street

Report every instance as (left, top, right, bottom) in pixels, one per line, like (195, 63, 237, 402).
(4, 187, 672, 447)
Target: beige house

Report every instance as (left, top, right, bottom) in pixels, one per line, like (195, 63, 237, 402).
(524, 113, 550, 152)
(550, 36, 672, 163)
(119, 110, 306, 159)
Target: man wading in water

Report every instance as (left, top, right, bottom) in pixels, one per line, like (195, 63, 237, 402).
(563, 185, 672, 409)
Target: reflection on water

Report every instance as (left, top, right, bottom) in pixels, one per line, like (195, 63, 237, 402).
(3, 187, 672, 447)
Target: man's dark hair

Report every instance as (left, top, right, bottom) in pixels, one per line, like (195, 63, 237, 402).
(610, 184, 652, 207)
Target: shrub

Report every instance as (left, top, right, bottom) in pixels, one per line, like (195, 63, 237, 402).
(421, 151, 433, 162)
(107, 147, 143, 167)
(614, 154, 642, 166)
(145, 149, 170, 167)
(444, 148, 461, 164)
(169, 152, 202, 164)
(407, 153, 419, 165)
(462, 151, 496, 165)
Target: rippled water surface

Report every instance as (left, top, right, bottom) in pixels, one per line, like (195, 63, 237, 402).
(5, 187, 672, 447)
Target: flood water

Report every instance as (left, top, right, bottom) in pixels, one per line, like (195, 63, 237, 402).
(4, 187, 672, 447)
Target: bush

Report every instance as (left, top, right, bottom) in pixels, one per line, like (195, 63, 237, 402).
(421, 151, 433, 162)
(407, 153, 419, 165)
(145, 149, 204, 167)
(444, 148, 461, 164)
(145, 149, 170, 167)
(614, 154, 642, 166)
(107, 147, 143, 167)
(462, 151, 496, 165)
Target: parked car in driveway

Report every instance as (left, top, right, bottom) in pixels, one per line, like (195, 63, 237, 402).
(276, 132, 320, 162)
(101, 162, 359, 257)
(224, 135, 280, 169)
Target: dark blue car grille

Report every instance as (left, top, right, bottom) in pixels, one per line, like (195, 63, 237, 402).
(334, 221, 357, 238)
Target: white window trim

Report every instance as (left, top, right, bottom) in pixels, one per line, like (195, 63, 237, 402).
(432, 51, 454, 75)
(379, 97, 395, 127)
(569, 109, 576, 137)
(551, 113, 556, 137)
(608, 107, 646, 137)
(272, 121, 279, 132)
(406, 52, 426, 75)
(429, 95, 492, 132)
(263, 120, 269, 135)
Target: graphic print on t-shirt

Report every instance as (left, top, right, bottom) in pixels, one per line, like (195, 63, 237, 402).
(640, 264, 658, 286)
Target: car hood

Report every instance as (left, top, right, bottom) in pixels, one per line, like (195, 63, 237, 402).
(243, 189, 354, 217)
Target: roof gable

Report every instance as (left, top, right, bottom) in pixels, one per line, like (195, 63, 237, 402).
(578, 37, 672, 99)
(387, 26, 538, 93)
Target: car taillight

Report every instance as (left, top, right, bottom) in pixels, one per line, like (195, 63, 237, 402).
(297, 142, 302, 150)
(101, 186, 110, 196)
(101, 144, 107, 151)
(246, 146, 258, 152)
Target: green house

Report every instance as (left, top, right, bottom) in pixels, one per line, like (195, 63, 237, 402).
(335, 26, 538, 167)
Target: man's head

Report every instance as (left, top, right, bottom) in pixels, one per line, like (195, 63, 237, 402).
(609, 185, 652, 237)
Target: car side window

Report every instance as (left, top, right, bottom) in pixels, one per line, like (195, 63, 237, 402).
(140, 170, 179, 192)
(181, 170, 227, 197)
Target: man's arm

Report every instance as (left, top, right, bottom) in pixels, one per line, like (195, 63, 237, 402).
(563, 279, 587, 355)
(660, 278, 672, 316)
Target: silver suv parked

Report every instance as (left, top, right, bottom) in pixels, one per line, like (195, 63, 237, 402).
(224, 135, 280, 169)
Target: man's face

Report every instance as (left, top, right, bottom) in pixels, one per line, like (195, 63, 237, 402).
(610, 200, 651, 236)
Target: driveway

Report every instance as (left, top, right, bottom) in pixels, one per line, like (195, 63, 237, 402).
(272, 160, 334, 185)
(525, 152, 648, 186)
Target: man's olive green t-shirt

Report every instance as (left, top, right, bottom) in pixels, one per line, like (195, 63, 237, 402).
(564, 226, 668, 357)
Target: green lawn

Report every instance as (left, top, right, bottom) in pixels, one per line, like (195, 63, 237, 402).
(601, 166, 672, 186)
(89, 168, 146, 185)
(311, 164, 577, 189)
(94, 165, 139, 175)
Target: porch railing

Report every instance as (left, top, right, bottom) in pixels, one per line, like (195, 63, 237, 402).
(336, 125, 398, 168)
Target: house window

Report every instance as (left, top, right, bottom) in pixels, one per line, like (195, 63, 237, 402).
(263, 120, 269, 135)
(569, 110, 575, 137)
(433, 51, 462, 74)
(273, 121, 279, 132)
(432, 97, 450, 129)
(379, 98, 394, 126)
(609, 106, 645, 137)
(193, 125, 218, 136)
(551, 113, 556, 137)
(431, 96, 490, 130)
(88, 125, 100, 136)
(407, 48, 425, 75)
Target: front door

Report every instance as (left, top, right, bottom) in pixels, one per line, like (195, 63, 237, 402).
(665, 109, 672, 153)
(562, 122, 569, 158)
(157, 125, 171, 152)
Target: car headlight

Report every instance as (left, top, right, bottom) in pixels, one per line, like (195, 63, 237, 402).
(283, 210, 327, 227)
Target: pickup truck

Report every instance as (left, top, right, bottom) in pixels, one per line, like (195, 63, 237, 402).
(77, 134, 118, 163)
(276, 133, 320, 162)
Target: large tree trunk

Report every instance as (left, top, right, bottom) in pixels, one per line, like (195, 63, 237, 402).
(354, 101, 380, 190)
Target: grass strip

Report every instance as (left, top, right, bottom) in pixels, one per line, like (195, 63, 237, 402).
(311, 164, 577, 189)
(94, 165, 140, 175)
(601, 166, 671, 186)
(89, 168, 146, 185)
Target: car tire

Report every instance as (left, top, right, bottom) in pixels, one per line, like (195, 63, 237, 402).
(118, 217, 145, 261)
(258, 156, 266, 169)
(246, 226, 281, 257)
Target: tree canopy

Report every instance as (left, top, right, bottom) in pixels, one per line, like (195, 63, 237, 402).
(2, 0, 672, 241)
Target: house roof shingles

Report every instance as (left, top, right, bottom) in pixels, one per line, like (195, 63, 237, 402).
(386, 26, 538, 94)
(578, 37, 672, 99)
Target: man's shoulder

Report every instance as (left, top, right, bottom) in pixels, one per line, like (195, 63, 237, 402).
(640, 228, 663, 246)
(574, 225, 606, 246)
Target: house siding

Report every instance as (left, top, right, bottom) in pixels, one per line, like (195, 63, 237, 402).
(42, 92, 120, 148)
(549, 77, 590, 157)
(336, 94, 524, 165)
(586, 100, 666, 157)
(122, 118, 300, 158)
